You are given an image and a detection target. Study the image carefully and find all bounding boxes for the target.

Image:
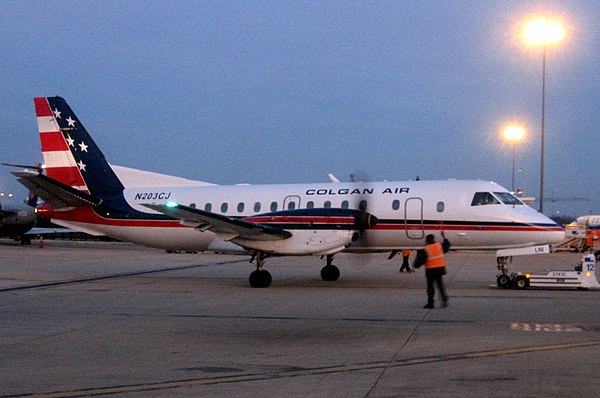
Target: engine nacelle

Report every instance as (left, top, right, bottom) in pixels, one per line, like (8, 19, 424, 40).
(233, 229, 355, 255)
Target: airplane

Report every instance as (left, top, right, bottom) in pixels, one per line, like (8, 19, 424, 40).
(13, 96, 565, 287)
(0, 192, 37, 244)
(567, 215, 600, 229)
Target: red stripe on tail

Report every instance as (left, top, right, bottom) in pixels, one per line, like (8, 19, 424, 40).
(34, 97, 52, 117)
(40, 132, 69, 152)
(46, 166, 88, 190)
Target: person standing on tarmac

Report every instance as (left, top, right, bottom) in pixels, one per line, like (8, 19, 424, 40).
(399, 249, 412, 273)
(414, 232, 451, 308)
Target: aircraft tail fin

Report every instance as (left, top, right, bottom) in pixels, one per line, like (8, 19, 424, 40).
(34, 97, 124, 197)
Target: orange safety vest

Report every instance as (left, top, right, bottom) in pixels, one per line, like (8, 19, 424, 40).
(401, 249, 411, 257)
(424, 242, 445, 269)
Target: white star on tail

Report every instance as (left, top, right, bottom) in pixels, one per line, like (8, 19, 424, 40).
(53, 108, 61, 119)
(79, 141, 88, 152)
(66, 116, 76, 127)
(66, 134, 75, 147)
(77, 160, 87, 172)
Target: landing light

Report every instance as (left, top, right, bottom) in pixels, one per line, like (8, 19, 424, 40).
(525, 274, 531, 279)
(166, 201, 178, 208)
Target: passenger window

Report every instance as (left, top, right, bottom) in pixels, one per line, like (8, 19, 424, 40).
(359, 200, 368, 211)
(254, 202, 261, 212)
(437, 201, 445, 213)
(324, 201, 331, 208)
(205, 203, 212, 212)
(306, 201, 314, 209)
(392, 199, 400, 211)
(471, 192, 500, 206)
(341, 200, 349, 209)
(189, 203, 196, 209)
(221, 203, 228, 213)
(237, 202, 244, 213)
(270, 201, 278, 212)
(287, 201, 296, 210)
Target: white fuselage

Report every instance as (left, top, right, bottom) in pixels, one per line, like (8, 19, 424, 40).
(45, 179, 565, 253)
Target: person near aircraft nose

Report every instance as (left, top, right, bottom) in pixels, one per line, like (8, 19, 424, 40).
(414, 232, 451, 308)
(399, 249, 412, 273)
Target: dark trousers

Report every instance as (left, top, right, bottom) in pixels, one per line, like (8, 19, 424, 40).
(426, 267, 448, 305)
(400, 256, 410, 272)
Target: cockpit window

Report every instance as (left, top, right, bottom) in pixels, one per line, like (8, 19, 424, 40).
(471, 192, 500, 206)
(494, 192, 524, 205)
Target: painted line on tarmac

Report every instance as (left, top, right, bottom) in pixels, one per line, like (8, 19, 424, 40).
(14, 340, 600, 398)
(172, 313, 474, 323)
(0, 260, 247, 293)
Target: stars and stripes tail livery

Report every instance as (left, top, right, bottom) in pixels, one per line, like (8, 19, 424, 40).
(34, 97, 124, 196)
(14, 96, 565, 287)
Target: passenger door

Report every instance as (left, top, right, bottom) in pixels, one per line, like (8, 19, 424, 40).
(283, 195, 301, 211)
(405, 198, 424, 239)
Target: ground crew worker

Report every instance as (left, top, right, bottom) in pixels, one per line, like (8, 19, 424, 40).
(414, 232, 450, 308)
(585, 233, 593, 252)
(399, 249, 412, 273)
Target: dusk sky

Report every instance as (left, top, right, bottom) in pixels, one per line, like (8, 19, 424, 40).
(1, 1, 598, 217)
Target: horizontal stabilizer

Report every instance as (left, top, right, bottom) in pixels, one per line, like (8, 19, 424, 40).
(12, 170, 102, 210)
(143, 203, 292, 241)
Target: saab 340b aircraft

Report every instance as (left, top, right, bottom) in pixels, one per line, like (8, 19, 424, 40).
(13, 97, 565, 287)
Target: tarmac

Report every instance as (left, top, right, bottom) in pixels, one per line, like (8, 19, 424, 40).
(1, 239, 600, 397)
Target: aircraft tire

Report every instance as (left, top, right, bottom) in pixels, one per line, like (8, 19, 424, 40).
(496, 274, 512, 289)
(249, 270, 272, 288)
(321, 265, 340, 282)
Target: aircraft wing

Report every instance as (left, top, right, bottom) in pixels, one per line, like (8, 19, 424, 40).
(143, 203, 292, 241)
(12, 170, 102, 210)
(24, 227, 90, 236)
(0, 209, 18, 216)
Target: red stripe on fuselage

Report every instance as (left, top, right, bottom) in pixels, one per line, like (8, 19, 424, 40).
(372, 224, 563, 232)
(40, 132, 69, 151)
(40, 206, 184, 228)
(39, 204, 562, 234)
(34, 97, 52, 117)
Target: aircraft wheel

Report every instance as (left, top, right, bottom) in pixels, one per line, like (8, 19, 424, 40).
(514, 275, 529, 290)
(249, 270, 272, 288)
(321, 265, 340, 282)
(496, 274, 512, 289)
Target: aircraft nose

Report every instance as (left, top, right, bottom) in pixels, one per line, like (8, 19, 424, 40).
(547, 228, 566, 244)
(540, 217, 565, 244)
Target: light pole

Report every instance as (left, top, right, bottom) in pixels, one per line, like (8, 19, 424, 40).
(503, 125, 526, 193)
(523, 17, 565, 214)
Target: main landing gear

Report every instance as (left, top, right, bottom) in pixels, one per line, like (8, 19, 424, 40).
(249, 251, 272, 288)
(321, 254, 340, 282)
(248, 252, 341, 288)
